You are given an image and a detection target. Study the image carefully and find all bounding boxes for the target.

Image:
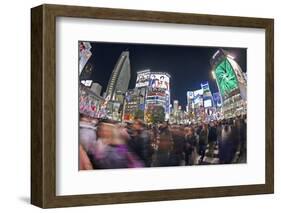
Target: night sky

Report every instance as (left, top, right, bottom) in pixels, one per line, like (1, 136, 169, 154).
(86, 41, 246, 107)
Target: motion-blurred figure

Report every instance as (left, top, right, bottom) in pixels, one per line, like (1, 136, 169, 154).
(169, 125, 185, 166)
(198, 123, 209, 164)
(90, 120, 143, 169)
(128, 119, 154, 167)
(208, 122, 217, 158)
(155, 130, 173, 167)
(184, 126, 197, 165)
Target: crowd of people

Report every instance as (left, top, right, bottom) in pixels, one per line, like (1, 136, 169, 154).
(79, 114, 247, 170)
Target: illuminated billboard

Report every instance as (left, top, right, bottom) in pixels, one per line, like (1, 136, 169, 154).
(215, 58, 238, 97)
(81, 80, 92, 87)
(204, 99, 212, 108)
(194, 95, 203, 106)
(147, 87, 167, 97)
(136, 70, 150, 88)
(193, 89, 203, 96)
(149, 74, 170, 90)
(227, 58, 246, 84)
(213, 92, 222, 107)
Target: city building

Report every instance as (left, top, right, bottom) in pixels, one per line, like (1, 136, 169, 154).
(90, 82, 102, 96)
(121, 69, 171, 123)
(210, 49, 247, 118)
(169, 100, 187, 124)
(79, 42, 93, 87)
(212, 92, 223, 119)
(122, 89, 143, 122)
(105, 51, 131, 102)
(137, 70, 171, 123)
(79, 41, 92, 74)
(186, 82, 217, 122)
(79, 84, 105, 118)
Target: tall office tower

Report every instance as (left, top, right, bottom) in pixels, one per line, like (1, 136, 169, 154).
(210, 48, 247, 118)
(105, 51, 131, 101)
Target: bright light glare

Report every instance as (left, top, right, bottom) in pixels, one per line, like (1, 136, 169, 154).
(211, 71, 216, 79)
(227, 54, 235, 59)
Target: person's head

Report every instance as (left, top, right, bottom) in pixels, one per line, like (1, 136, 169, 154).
(96, 120, 116, 140)
(133, 119, 145, 131)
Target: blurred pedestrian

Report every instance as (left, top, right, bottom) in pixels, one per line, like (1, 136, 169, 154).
(90, 120, 143, 169)
(155, 131, 173, 167)
(208, 121, 217, 158)
(198, 123, 209, 163)
(169, 126, 185, 166)
(128, 119, 154, 167)
(184, 126, 197, 165)
(79, 144, 93, 170)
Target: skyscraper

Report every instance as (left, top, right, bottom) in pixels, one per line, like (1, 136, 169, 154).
(105, 51, 131, 101)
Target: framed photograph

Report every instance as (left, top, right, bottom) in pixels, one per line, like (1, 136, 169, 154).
(31, 4, 274, 208)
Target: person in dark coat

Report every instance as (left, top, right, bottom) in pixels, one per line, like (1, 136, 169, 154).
(184, 126, 197, 165)
(198, 123, 208, 163)
(128, 119, 154, 167)
(169, 126, 185, 166)
(219, 119, 239, 164)
(208, 122, 217, 158)
(155, 130, 173, 167)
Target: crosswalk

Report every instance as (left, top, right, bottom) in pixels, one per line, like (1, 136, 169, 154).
(197, 143, 243, 165)
(202, 144, 220, 164)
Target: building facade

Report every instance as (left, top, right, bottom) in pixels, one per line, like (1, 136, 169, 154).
(210, 49, 247, 119)
(137, 70, 171, 123)
(105, 51, 131, 102)
(90, 82, 102, 96)
(186, 82, 217, 122)
(122, 70, 171, 123)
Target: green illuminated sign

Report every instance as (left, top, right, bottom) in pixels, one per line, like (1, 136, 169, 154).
(215, 58, 238, 97)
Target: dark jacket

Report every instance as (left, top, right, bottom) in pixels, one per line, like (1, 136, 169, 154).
(128, 130, 153, 167)
(208, 126, 217, 142)
(185, 135, 197, 154)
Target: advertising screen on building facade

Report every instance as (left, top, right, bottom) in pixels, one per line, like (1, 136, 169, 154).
(149, 74, 170, 90)
(215, 58, 239, 97)
(135, 71, 150, 88)
(204, 99, 212, 108)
